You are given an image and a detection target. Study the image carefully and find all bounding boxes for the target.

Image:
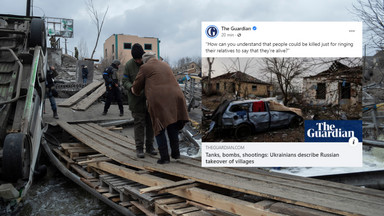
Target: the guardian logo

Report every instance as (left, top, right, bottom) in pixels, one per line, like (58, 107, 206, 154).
(305, 120, 362, 142)
(307, 122, 354, 138)
(206, 25, 219, 38)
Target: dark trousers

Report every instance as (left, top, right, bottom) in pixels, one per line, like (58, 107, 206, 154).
(46, 89, 57, 112)
(104, 87, 123, 113)
(132, 112, 154, 151)
(155, 122, 180, 161)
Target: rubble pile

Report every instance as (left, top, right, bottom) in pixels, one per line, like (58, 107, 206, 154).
(55, 54, 78, 83)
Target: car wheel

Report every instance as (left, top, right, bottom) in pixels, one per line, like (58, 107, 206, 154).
(28, 18, 47, 54)
(3, 133, 31, 182)
(235, 124, 252, 139)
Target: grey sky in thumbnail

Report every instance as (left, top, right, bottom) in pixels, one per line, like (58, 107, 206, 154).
(1, 0, 360, 65)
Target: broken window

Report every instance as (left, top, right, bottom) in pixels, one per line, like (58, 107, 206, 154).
(124, 43, 132, 49)
(224, 82, 227, 90)
(252, 101, 265, 112)
(316, 83, 326, 99)
(340, 82, 351, 99)
(229, 103, 250, 112)
(216, 83, 220, 91)
(252, 85, 257, 91)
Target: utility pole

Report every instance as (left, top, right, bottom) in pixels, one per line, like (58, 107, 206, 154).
(65, 38, 68, 54)
(26, 0, 31, 17)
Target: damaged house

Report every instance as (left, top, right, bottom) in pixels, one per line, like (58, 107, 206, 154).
(202, 71, 273, 98)
(302, 61, 362, 114)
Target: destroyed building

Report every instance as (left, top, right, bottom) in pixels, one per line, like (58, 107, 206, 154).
(302, 61, 362, 113)
(364, 50, 384, 84)
(202, 71, 273, 98)
(175, 62, 201, 82)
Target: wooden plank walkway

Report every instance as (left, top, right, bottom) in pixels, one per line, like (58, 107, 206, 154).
(72, 84, 106, 111)
(59, 81, 103, 107)
(57, 121, 384, 216)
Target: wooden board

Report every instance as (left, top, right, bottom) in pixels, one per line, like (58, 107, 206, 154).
(269, 202, 338, 216)
(52, 148, 74, 168)
(59, 81, 103, 107)
(131, 201, 156, 216)
(72, 84, 106, 111)
(91, 161, 280, 216)
(59, 121, 384, 216)
(140, 179, 195, 194)
(172, 206, 200, 215)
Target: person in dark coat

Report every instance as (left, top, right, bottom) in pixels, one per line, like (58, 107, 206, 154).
(46, 66, 59, 119)
(82, 65, 88, 84)
(102, 59, 124, 116)
(122, 43, 156, 158)
(132, 52, 189, 164)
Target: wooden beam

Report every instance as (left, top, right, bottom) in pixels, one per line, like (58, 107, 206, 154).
(81, 177, 99, 189)
(52, 148, 74, 168)
(156, 197, 185, 205)
(59, 81, 103, 107)
(70, 164, 94, 179)
(90, 162, 280, 216)
(140, 179, 195, 194)
(158, 183, 200, 194)
(269, 202, 338, 216)
(72, 84, 106, 111)
(130, 201, 156, 216)
(172, 207, 200, 215)
(78, 157, 111, 165)
(186, 201, 216, 211)
(60, 143, 84, 148)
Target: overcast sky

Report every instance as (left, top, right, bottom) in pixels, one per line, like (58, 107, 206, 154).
(1, 0, 363, 65)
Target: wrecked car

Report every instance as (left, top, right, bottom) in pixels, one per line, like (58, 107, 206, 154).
(208, 99, 303, 138)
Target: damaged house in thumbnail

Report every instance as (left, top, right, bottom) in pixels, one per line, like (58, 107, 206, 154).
(202, 71, 273, 98)
(302, 61, 362, 119)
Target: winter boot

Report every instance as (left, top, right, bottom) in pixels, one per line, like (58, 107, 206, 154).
(53, 110, 59, 119)
(146, 146, 157, 156)
(136, 149, 145, 158)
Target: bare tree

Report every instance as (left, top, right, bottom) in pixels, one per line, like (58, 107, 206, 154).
(206, 57, 214, 94)
(222, 57, 256, 74)
(261, 58, 310, 105)
(221, 58, 257, 99)
(86, 0, 108, 59)
(77, 37, 89, 60)
(353, 0, 384, 50)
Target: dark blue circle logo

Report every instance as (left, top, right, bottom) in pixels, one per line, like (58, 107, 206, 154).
(206, 25, 219, 38)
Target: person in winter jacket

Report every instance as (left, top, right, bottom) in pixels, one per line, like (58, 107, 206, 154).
(122, 43, 156, 158)
(82, 65, 88, 84)
(46, 66, 59, 119)
(132, 52, 189, 164)
(102, 59, 124, 116)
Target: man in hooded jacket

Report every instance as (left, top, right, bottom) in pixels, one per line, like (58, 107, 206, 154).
(122, 43, 156, 158)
